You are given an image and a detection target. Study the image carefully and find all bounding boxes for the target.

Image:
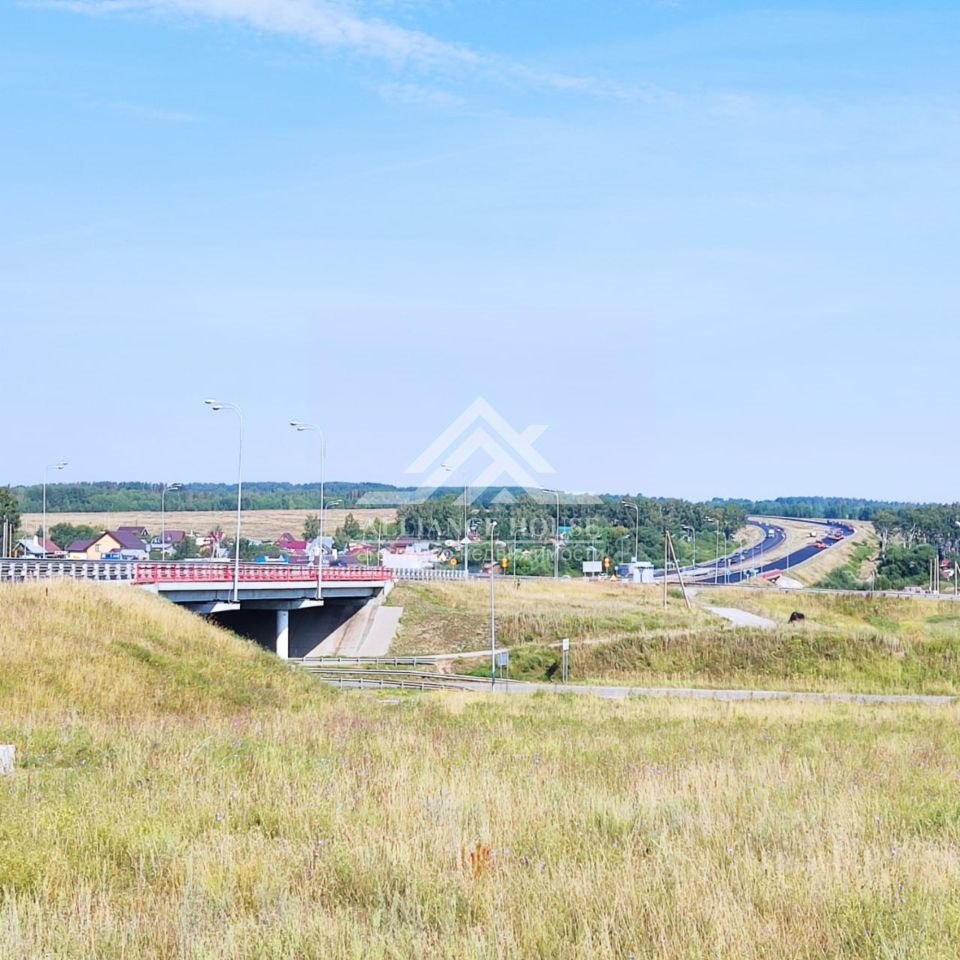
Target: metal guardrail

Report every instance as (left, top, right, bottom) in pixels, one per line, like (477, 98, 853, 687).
(297, 664, 496, 692)
(389, 568, 466, 581)
(133, 563, 392, 585)
(295, 655, 439, 667)
(0, 560, 138, 583)
(0, 559, 393, 586)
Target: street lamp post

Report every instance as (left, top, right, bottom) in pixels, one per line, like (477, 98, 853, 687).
(489, 520, 498, 689)
(706, 516, 720, 584)
(681, 524, 696, 569)
(463, 484, 470, 580)
(290, 421, 325, 601)
(543, 489, 560, 579)
(160, 482, 182, 559)
(621, 499, 640, 566)
(204, 400, 243, 604)
(42, 461, 68, 558)
(441, 463, 470, 582)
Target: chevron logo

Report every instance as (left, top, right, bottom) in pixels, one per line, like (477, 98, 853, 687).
(406, 398, 555, 503)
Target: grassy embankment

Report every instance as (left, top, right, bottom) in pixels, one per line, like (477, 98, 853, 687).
(390, 580, 960, 694)
(3, 582, 960, 957)
(388, 580, 719, 656)
(814, 541, 876, 590)
(752, 519, 876, 586)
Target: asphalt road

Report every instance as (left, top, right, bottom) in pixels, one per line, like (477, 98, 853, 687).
(496, 680, 955, 706)
(703, 606, 776, 629)
(684, 518, 856, 586)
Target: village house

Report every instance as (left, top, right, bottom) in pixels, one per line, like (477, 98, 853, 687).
(66, 538, 97, 560)
(14, 537, 64, 559)
(117, 525, 150, 540)
(149, 530, 187, 556)
(67, 530, 149, 561)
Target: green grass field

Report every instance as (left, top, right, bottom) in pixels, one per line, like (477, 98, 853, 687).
(4, 582, 960, 958)
(392, 580, 960, 694)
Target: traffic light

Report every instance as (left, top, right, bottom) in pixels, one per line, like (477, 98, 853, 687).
(501, 556, 509, 570)
(603, 556, 611, 569)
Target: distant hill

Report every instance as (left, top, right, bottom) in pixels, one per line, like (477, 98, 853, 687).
(710, 496, 923, 521)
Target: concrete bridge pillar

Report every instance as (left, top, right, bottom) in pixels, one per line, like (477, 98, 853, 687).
(275, 609, 290, 660)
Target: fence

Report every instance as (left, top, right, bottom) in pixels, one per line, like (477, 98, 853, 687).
(389, 568, 466, 581)
(0, 560, 393, 586)
(0, 560, 138, 583)
(132, 563, 393, 585)
(295, 665, 497, 692)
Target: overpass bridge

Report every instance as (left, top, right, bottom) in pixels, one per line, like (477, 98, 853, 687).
(0, 560, 394, 659)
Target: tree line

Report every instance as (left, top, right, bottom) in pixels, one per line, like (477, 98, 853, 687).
(10, 481, 398, 514)
(393, 494, 748, 574)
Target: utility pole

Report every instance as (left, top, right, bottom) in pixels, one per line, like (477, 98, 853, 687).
(622, 499, 640, 564)
(666, 531, 692, 610)
(663, 527, 668, 608)
(489, 521, 498, 689)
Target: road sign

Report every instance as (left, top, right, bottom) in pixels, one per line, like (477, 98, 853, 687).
(582, 560, 602, 574)
(497, 651, 510, 667)
(561, 638, 570, 652)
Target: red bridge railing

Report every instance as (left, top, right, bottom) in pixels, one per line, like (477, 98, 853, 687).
(134, 563, 393, 586)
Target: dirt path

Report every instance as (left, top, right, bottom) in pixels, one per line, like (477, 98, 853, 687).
(500, 681, 955, 706)
(703, 606, 776, 629)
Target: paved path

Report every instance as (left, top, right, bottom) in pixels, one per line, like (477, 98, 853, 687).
(357, 606, 404, 657)
(498, 681, 955, 706)
(704, 606, 777, 629)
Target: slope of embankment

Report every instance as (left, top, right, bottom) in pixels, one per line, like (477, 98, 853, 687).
(0, 581, 315, 719)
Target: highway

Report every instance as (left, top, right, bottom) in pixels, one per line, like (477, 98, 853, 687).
(680, 517, 856, 586)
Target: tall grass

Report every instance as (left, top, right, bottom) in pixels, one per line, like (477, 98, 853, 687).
(394, 581, 960, 694)
(571, 625, 960, 693)
(389, 580, 717, 655)
(3, 583, 960, 957)
(0, 582, 315, 719)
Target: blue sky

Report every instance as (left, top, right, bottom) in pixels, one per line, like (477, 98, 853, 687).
(3, 1, 958, 500)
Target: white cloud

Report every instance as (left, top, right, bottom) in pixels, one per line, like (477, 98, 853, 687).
(35, 0, 483, 67)
(33, 0, 664, 102)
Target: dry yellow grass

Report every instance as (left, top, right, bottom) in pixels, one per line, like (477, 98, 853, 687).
(391, 580, 960, 694)
(22, 508, 396, 542)
(0, 582, 314, 718)
(701, 586, 960, 636)
(2, 583, 960, 957)
(389, 579, 719, 655)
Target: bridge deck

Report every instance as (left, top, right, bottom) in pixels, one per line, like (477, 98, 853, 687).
(0, 560, 392, 586)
